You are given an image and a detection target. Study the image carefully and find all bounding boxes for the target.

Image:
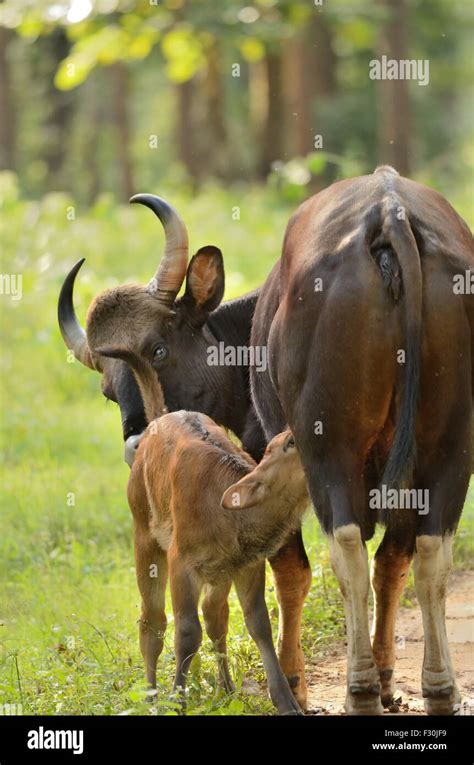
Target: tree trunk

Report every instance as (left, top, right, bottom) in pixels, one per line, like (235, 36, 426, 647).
(308, 15, 337, 98)
(203, 39, 228, 178)
(112, 62, 134, 201)
(176, 78, 203, 185)
(83, 71, 102, 205)
(248, 59, 267, 176)
(42, 28, 74, 188)
(282, 35, 313, 157)
(282, 14, 338, 159)
(258, 49, 284, 177)
(0, 26, 15, 170)
(376, 0, 411, 175)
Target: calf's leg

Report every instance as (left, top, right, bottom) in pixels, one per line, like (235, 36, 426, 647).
(134, 519, 168, 689)
(169, 550, 202, 709)
(234, 562, 302, 715)
(202, 580, 235, 693)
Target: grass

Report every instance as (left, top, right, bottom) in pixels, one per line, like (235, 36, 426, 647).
(0, 172, 472, 715)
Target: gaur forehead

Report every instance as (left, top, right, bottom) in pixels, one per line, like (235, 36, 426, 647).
(86, 284, 169, 347)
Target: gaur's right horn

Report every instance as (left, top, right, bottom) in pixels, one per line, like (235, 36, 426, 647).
(130, 194, 189, 308)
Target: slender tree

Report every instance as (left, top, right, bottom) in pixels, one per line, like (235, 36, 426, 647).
(376, 0, 411, 175)
(0, 24, 15, 170)
(176, 77, 203, 185)
(203, 38, 229, 178)
(283, 34, 313, 157)
(258, 48, 284, 177)
(111, 62, 134, 200)
(41, 28, 75, 188)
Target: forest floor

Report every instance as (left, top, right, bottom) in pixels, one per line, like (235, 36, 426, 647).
(305, 569, 474, 715)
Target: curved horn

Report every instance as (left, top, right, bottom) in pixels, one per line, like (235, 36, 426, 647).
(57, 258, 95, 370)
(130, 194, 189, 306)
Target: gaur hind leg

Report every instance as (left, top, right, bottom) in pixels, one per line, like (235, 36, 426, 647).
(414, 533, 461, 715)
(414, 427, 470, 715)
(133, 517, 168, 689)
(326, 476, 383, 715)
(202, 579, 235, 693)
(268, 529, 311, 710)
(234, 561, 303, 715)
(370, 521, 416, 707)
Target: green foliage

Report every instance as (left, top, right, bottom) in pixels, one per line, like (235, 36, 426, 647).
(0, 185, 473, 715)
(0, 183, 291, 716)
(2, 0, 472, 203)
(55, 22, 161, 90)
(267, 151, 370, 202)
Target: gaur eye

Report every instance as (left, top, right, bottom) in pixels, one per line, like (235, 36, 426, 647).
(153, 343, 168, 363)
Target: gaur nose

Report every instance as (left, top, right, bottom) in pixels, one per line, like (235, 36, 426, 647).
(124, 432, 145, 467)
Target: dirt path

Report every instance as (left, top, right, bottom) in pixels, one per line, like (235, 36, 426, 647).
(306, 569, 474, 715)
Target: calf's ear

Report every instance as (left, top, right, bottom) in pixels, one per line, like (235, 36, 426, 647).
(221, 479, 267, 510)
(182, 246, 225, 326)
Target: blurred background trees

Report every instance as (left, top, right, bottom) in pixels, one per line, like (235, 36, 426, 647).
(0, 0, 472, 206)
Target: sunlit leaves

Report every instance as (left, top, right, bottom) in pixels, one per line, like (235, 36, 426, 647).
(238, 36, 264, 62)
(333, 18, 375, 57)
(54, 22, 160, 89)
(161, 25, 206, 83)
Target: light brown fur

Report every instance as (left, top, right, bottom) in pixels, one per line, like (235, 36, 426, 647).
(99, 345, 309, 714)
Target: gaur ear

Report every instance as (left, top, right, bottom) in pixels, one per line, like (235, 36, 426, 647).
(182, 245, 225, 325)
(221, 479, 267, 510)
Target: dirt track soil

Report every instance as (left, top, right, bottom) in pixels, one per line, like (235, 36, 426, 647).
(306, 569, 473, 715)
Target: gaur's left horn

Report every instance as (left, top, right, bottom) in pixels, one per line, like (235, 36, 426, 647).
(57, 258, 95, 370)
(130, 194, 189, 307)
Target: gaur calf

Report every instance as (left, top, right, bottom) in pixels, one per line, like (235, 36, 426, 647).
(98, 345, 309, 715)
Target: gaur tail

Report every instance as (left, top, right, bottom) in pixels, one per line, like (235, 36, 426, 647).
(96, 346, 167, 424)
(380, 199, 423, 489)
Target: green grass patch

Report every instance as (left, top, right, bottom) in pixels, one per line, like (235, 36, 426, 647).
(0, 180, 472, 715)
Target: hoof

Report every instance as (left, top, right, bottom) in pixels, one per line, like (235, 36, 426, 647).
(379, 668, 397, 708)
(424, 688, 461, 716)
(345, 693, 384, 716)
(349, 682, 381, 696)
(422, 673, 461, 715)
(382, 692, 397, 708)
(278, 643, 308, 711)
(345, 672, 383, 715)
(275, 686, 304, 716)
(285, 673, 308, 711)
